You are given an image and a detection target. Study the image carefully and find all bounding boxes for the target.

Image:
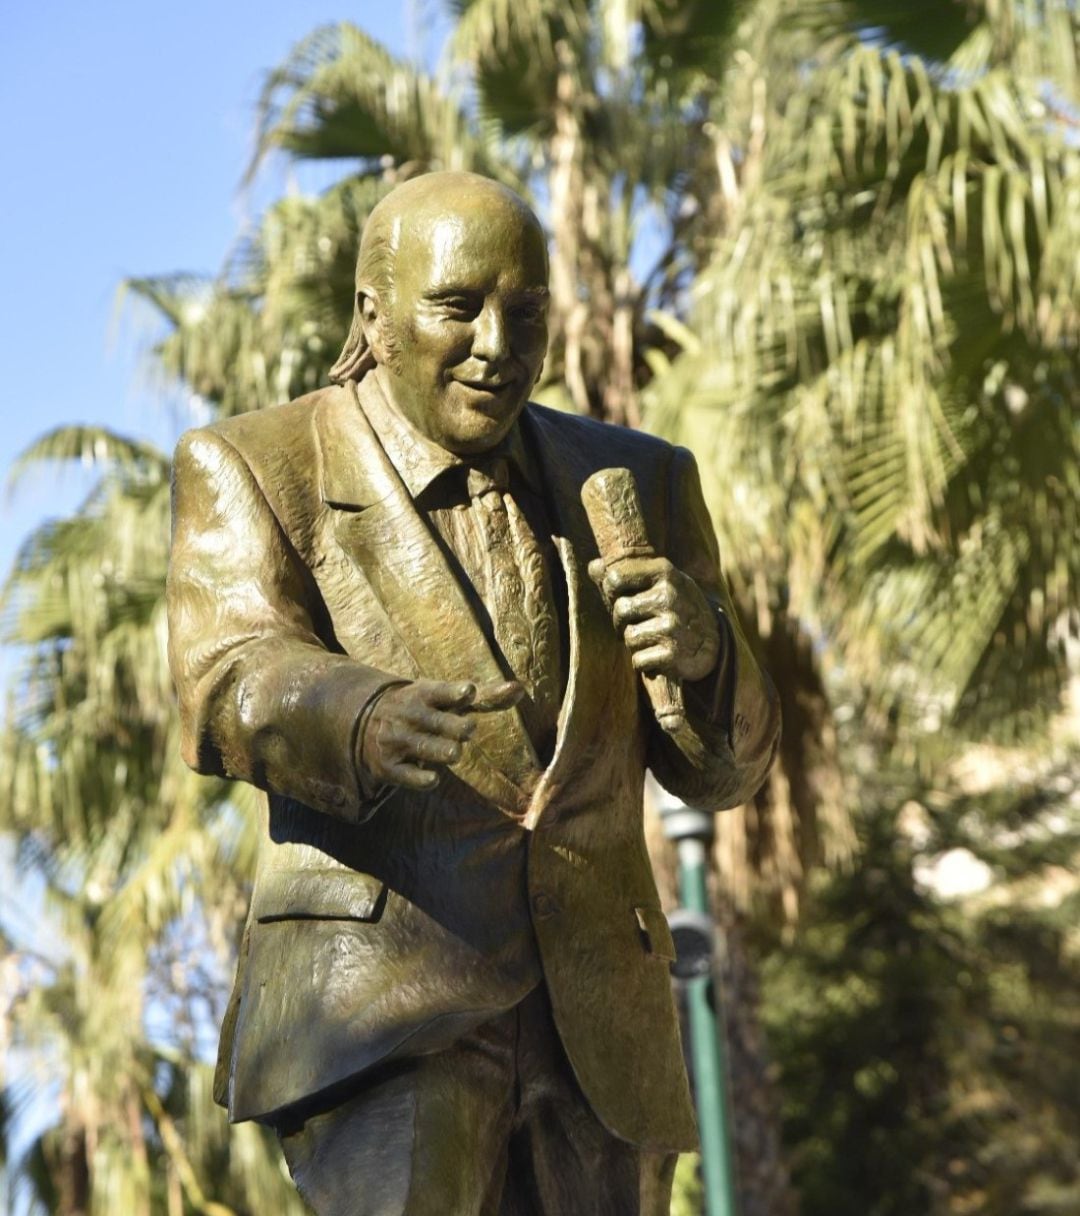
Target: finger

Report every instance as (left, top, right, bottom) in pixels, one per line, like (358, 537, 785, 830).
(623, 613, 678, 650)
(387, 761, 441, 791)
(377, 720, 457, 766)
(587, 557, 608, 588)
(469, 680, 525, 712)
(613, 586, 675, 631)
(601, 557, 671, 602)
(402, 704, 477, 743)
(405, 732, 464, 766)
(419, 680, 478, 711)
(631, 643, 676, 673)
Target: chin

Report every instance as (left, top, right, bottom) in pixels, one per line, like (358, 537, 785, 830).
(441, 403, 523, 454)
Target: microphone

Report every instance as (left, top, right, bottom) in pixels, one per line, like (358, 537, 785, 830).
(581, 467, 688, 736)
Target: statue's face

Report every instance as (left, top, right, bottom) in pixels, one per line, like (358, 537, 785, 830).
(370, 199, 549, 454)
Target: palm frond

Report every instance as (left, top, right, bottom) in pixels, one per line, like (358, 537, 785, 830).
(7, 425, 169, 490)
(250, 22, 501, 180)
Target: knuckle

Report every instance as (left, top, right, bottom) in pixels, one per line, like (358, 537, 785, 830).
(383, 722, 406, 748)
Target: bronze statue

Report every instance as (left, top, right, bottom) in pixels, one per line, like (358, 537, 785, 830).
(166, 171, 780, 1216)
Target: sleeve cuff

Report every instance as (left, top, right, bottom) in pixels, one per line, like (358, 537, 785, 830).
(682, 602, 738, 749)
(351, 679, 411, 823)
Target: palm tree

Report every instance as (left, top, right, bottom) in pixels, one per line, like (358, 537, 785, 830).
(0, 430, 304, 1214)
(5, 0, 1080, 1210)
(648, 0, 1080, 757)
(640, 1, 1080, 1208)
(643, 0, 1080, 920)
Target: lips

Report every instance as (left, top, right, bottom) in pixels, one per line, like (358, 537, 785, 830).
(455, 378, 515, 393)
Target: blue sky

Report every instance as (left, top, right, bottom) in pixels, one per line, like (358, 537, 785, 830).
(0, 2, 434, 681)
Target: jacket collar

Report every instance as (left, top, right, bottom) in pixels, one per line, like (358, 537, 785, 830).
(320, 373, 539, 509)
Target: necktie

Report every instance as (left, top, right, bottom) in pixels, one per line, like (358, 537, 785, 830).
(466, 457, 561, 754)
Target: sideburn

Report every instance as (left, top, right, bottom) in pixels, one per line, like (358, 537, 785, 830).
(380, 316, 405, 375)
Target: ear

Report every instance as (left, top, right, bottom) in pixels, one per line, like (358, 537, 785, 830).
(357, 285, 386, 363)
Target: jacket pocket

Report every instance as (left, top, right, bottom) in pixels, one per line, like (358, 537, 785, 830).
(634, 905, 677, 963)
(253, 868, 387, 924)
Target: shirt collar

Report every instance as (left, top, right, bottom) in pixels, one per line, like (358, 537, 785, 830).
(362, 373, 541, 499)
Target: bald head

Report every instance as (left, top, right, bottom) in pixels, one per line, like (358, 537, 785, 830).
(329, 173, 548, 385)
(329, 170, 550, 453)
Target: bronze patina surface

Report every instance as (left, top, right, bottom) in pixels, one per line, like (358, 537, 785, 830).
(166, 171, 780, 1216)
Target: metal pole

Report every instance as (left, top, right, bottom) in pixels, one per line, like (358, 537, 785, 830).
(661, 803, 739, 1216)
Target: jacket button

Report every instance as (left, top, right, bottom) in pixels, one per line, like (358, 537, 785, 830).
(532, 892, 557, 920)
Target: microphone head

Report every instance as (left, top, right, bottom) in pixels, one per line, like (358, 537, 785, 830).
(582, 467, 652, 560)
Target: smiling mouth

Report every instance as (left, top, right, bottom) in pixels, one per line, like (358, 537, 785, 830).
(455, 378, 515, 394)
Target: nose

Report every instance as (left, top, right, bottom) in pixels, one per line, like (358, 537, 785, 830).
(472, 302, 509, 363)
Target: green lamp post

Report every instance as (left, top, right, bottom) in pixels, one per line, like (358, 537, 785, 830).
(660, 797, 739, 1216)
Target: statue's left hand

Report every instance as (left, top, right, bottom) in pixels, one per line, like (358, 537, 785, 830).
(588, 556, 721, 682)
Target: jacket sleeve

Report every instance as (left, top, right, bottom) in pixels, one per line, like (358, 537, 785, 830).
(646, 445, 781, 812)
(166, 427, 402, 822)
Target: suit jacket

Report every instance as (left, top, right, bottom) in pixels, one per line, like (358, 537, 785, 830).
(166, 375, 780, 1152)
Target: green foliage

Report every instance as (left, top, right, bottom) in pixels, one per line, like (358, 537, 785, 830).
(761, 754, 1080, 1216)
(1, 438, 300, 1210)
(3, 0, 1080, 1212)
(671, 1152, 705, 1216)
(648, 0, 1080, 750)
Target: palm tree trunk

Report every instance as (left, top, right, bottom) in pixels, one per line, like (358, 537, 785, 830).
(604, 263, 640, 428)
(55, 1128, 91, 1216)
(549, 40, 590, 416)
(714, 909, 799, 1216)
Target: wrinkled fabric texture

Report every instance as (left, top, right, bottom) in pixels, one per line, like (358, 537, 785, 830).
(462, 457, 563, 755)
(277, 985, 678, 1216)
(367, 385, 567, 760)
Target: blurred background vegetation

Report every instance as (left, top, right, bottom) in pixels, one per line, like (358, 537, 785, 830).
(2, 0, 1079, 1213)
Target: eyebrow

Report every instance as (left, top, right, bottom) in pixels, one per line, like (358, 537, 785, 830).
(421, 286, 550, 301)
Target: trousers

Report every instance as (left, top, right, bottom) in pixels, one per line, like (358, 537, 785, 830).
(276, 984, 679, 1216)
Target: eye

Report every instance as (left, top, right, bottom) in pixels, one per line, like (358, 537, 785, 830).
(510, 301, 546, 324)
(435, 295, 481, 320)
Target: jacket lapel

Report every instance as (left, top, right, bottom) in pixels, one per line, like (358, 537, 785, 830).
(520, 406, 625, 828)
(315, 380, 541, 813)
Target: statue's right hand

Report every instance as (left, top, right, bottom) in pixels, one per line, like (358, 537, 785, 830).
(359, 679, 523, 791)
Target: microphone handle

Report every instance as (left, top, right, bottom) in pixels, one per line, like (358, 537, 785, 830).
(581, 468, 687, 734)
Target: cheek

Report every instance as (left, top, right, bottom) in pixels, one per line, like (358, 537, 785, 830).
(513, 326, 549, 362)
(410, 317, 472, 366)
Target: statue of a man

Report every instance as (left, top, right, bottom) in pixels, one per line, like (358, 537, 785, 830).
(167, 171, 779, 1216)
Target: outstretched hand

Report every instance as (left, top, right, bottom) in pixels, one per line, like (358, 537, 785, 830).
(360, 678, 523, 791)
(588, 556, 721, 683)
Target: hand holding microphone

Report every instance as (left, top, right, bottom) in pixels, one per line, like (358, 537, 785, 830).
(582, 468, 721, 735)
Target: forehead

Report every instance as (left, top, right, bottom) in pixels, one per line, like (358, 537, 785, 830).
(396, 202, 548, 293)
